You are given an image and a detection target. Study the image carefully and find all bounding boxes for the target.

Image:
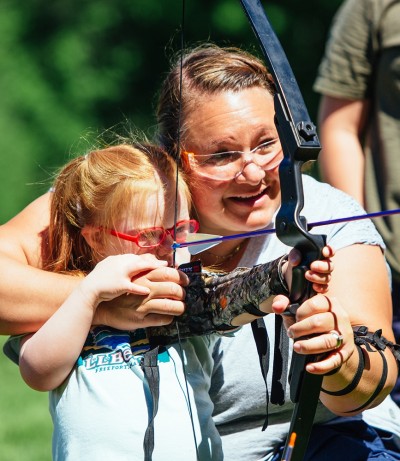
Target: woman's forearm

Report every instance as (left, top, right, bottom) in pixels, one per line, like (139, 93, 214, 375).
(146, 258, 289, 344)
(320, 339, 398, 415)
(320, 244, 397, 413)
(0, 253, 80, 334)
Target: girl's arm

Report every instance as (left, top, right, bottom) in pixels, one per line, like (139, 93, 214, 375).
(18, 254, 167, 391)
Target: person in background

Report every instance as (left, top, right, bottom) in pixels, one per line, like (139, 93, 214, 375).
(313, 0, 400, 405)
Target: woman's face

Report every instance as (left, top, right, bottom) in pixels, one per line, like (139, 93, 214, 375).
(182, 87, 282, 236)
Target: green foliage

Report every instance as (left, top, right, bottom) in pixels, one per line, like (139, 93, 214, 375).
(0, 0, 342, 223)
(0, 336, 52, 460)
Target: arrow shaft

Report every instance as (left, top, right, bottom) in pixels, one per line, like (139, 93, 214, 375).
(173, 208, 400, 250)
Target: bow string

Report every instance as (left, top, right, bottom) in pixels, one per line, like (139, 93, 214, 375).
(239, 1, 326, 459)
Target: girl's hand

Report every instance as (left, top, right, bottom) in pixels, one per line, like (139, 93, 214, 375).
(93, 258, 189, 329)
(79, 254, 169, 309)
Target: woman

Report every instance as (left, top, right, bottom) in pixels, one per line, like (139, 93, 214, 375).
(0, 44, 399, 459)
(155, 44, 400, 459)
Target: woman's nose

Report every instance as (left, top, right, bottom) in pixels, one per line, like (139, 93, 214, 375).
(234, 161, 265, 185)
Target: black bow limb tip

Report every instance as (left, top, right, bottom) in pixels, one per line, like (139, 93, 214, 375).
(239, 1, 326, 460)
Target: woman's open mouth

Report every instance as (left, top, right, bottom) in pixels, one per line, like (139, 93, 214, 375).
(229, 188, 269, 205)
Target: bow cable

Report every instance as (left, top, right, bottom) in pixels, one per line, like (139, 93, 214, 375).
(171, 0, 200, 457)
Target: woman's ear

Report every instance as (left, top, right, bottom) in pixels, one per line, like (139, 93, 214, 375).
(81, 226, 104, 252)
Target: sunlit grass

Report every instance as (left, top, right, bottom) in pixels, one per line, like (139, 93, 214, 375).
(0, 336, 52, 461)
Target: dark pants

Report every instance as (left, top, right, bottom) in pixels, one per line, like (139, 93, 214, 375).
(391, 279, 400, 406)
(273, 416, 400, 461)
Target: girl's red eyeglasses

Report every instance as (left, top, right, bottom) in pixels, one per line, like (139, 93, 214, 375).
(104, 219, 199, 249)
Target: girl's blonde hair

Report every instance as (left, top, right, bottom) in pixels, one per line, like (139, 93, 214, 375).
(44, 143, 189, 274)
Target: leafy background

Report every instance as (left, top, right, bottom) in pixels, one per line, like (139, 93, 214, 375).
(0, 0, 342, 459)
(0, 0, 342, 223)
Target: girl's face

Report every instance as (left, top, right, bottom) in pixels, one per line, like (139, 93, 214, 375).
(182, 87, 282, 236)
(93, 188, 191, 268)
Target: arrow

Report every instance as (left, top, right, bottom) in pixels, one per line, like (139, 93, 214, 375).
(174, 208, 400, 254)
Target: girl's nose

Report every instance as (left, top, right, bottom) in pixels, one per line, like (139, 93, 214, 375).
(155, 234, 174, 265)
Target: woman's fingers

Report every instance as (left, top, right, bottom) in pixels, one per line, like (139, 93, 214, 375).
(305, 348, 348, 375)
(286, 245, 334, 293)
(292, 329, 344, 354)
(133, 266, 189, 299)
(140, 266, 189, 286)
(306, 270, 332, 293)
(271, 294, 290, 314)
(134, 297, 186, 317)
(286, 294, 355, 374)
(321, 244, 335, 258)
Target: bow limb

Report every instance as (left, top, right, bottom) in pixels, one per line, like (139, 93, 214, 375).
(239, 1, 326, 459)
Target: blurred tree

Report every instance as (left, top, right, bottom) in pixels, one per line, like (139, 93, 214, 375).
(0, 0, 342, 223)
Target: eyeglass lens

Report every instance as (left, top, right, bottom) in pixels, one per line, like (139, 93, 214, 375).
(134, 220, 198, 248)
(188, 139, 283, 180)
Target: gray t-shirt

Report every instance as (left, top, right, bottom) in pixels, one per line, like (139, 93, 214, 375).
(205, 175, 400, 460)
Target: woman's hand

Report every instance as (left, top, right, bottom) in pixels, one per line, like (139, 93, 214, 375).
(273, 245, 354, 376)
(274, 294, 355, 375)
(273, 244, 397, 414)
(283, 244, 334, 294)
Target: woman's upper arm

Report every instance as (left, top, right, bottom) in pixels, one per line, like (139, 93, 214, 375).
(0, 192, 51, 267)
(0, 193, 59, 334)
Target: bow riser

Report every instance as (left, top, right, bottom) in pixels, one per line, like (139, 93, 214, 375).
(239, 1, 326, 459)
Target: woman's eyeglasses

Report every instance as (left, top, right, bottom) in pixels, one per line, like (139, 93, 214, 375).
(182, 138, 283, 180)
(105, 219, 199, 249)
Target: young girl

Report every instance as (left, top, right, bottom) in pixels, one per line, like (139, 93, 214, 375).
(4, 142, 332, 461)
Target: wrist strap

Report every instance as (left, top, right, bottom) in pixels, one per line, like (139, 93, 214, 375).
(321, 326, 400, 412)
(321, 345, 364, 396)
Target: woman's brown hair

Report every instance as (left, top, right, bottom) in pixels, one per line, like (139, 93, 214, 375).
(156, 44, 275, 157)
